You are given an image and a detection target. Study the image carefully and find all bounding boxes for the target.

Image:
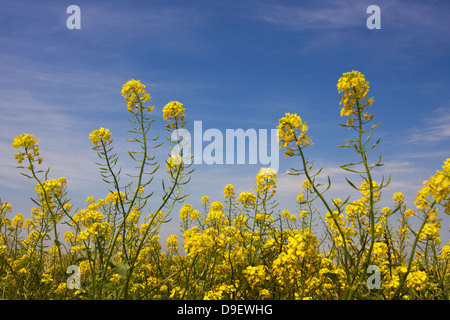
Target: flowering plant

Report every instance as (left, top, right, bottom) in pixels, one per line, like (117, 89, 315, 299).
(1, 73, 449, 300)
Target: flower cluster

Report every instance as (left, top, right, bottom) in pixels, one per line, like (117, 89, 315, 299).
(255, 168, 277, 195)
(89, 127, 112, 148)
(223, 184, 235, 199)
(35, 177, 67, 199)
(277, 113, 312, 157)
(162, 101, 185, 124)
(2, 74, 449, 301)
(121, 79, 153, 113)
(415, 158, 450, 214)
(236, 192, 256, 206)
(12, 134, 43, 165)
(337, 70, 373, 119)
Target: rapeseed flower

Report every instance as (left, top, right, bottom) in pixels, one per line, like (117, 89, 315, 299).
(35, 177, 67, 199)
(5, 74, 450, 301)
(162, 101, 185, 122)
(415, 158, 450, 214)
(406, 270, 428, 291)
(89, 127, 112, 148)
(201, 195, 209, 205)
(179, 204, 193, 222)
(11, 213, 24, 228)
(255, 168, 277, 194)
(12, 134, 43, 165)
(277, 113, 311, 157)
(166, 234, 179, 251)
(393, 192, 405, 206)
(236, 192, 256, 206)
(121, 79, 152, 113)
(337, 70, 372, 118)
(223, 184, 235, 199)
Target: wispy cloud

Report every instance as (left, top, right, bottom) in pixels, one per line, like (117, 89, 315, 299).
(255, 0, 365, 30)
(407, 106, 450, 144)
(252, 0, 450, 55)
(255, 0, 450, 31)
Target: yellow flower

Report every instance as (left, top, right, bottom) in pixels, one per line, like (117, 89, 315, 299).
(121, 79, 152, 113)
(286, 229, 318, 259)
(260, 289, 270, 299)
(255, 168, 277, 194)
(441, 244, 450, 259)
(23, 219, 33, 229)
(243, 265, 266, 288)
(415, 158, 450, 214)
(190, 209, 201, 221)
(126, 206, 141, 224)
(36, 177, 67, 199)
(420, 223, 440, 241)
(40, 273, 54, 284)
(359, 180, 380, 203)
(372, 242, 387, 258)
(179, 204, 193, 221)
(210, 201, 223, 212)
(64, 231, 75, 243)
(206, 202, 225, 225)
(166, 154, 183, 172)
(201, 195, 209, 205)
(12, 213, 24, 228)
(1, 203, 13, 214)
(277, 113, 311, 156)
(302, 179, 312, 191)
(12, 134, 43, 165)
(89, 127, 112, 148)
(299, 210, 308, 219)
(166, 234, 179, 251)
(223, 184, 235, 199)
(337, 70, 372, 118)
(236, 192, 256, 206)
(162, 101, 185, 122)
(233, 215, 247, 228)
(406, 270, 428, 291)
(54, 283, 67, 294)
(393, 192, 405, 205)
(403, 208, 416, 218)
(105, 191, 127, 205)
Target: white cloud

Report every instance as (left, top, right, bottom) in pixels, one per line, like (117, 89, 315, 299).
(255, 0, 365, 30)
(407, 106, 450, 144)
(255, 0, 450, 32)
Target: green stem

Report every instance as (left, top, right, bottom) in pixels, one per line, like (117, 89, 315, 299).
(27, 154, 64, 274)
(296, 141, 351, 281)
(391, 203, 434, 299)
(347, 101, 376, 299)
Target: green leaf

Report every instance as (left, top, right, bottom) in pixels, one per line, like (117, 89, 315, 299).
(75, 257, 89, 263)
(345, 177, 359, 190)
(104, 282, 118, 291)
(322, 272, 340, 283)
(115, 261, 131, 276)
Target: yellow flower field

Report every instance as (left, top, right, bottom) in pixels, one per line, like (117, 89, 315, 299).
(1, 72, 449, 300)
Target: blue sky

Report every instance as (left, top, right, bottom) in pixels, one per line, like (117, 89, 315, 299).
(1, 0, 449, 243)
